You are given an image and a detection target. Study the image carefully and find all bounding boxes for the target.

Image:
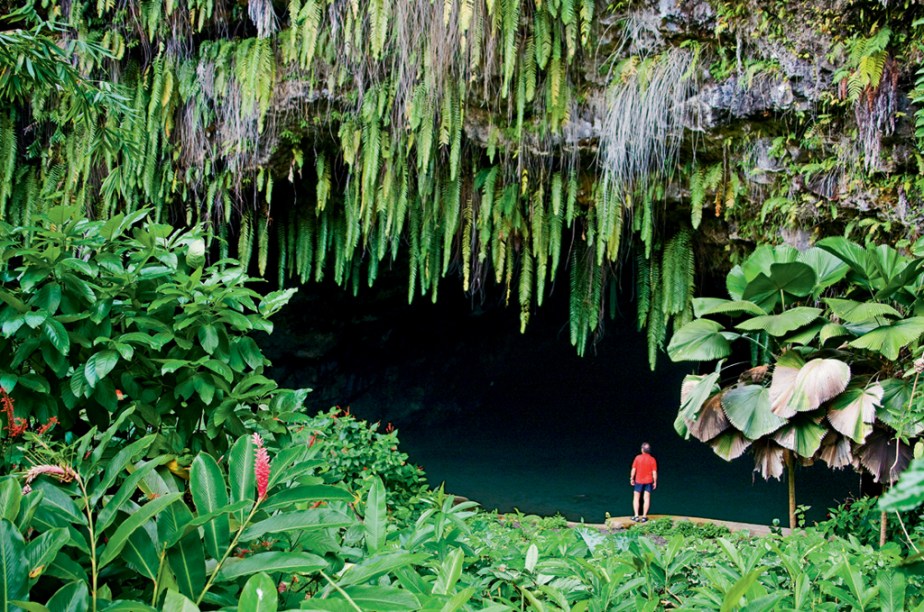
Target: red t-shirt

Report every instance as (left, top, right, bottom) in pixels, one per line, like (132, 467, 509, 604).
(632, 453, 657, 484)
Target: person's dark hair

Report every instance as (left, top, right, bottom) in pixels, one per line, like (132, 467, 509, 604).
(641, 442, 651, 453)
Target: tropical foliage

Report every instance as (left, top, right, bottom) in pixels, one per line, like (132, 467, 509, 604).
(667, 239, 924, 527)
(0, 207, 297, 458)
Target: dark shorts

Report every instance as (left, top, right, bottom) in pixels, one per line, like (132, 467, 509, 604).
(633, 483, 654, 493)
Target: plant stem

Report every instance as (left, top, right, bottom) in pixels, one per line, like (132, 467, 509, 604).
(319, 570, 362, 612)
(76, 475, 98, 612)
(785, 450, 796, 531)
(196, 498, 262, 605)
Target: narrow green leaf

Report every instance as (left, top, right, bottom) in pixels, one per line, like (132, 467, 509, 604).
(161, 589, 201, 612)
(25, 528, 69, 582)
(0, 519, 28, 608)
(46, 581, 89, 612)
(365, 477, 387, 553)
(229, 435, 256, 522)
(240, 509, 353, 542)
(721, 568, 764, 612)
(0, 479, 21, 522)
(98, 493, 183, 568)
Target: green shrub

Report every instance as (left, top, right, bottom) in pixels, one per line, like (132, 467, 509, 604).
(297, 407, 428, 515)
(0, 207, 297, 462)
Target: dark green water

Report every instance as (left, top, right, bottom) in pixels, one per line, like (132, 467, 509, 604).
(264, 280, 859, 526)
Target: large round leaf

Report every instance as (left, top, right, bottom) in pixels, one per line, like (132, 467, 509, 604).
(741, 244, 799, 281)
(735, 307, 823, 337)
(787, 358, 851, 413)
(667, 319, 733, 362)
(742, 262, 816, 310)
(721, 385, 787, 439)
(827, 383, 883, 443)
(848, 317, 924, 360)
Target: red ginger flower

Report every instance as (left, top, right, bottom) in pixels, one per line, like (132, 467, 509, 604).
(253, 433, 271, 499)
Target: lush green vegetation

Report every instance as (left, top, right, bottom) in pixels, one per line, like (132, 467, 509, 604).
(5, 0, 924, 610)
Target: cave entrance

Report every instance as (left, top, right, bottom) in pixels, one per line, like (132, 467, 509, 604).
(261, 272, 857, 525)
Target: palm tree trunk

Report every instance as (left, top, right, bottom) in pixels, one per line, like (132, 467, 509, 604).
(785, 450, 796, 530)
(880, 510, 887, 547)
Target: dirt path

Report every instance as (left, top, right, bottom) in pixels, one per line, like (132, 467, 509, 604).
(569, 514, 790, 536)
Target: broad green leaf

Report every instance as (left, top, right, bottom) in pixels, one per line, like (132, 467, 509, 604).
(186, 238, 206, 269)
(365, 477, 387, 553)
(0, 479, 21, 522)
(46, 581, 89, 612)
(160, 503, 206, 600)
(84, 350, 119, 387)
(824, 298, 901, 324)
(216, 551, 327, 582)
(788, 358, 851, 413)
(726, 265, 747, 301)
(122, 526, 159, 580)
(735, 307, 822, 337)
(161, 589, 201, 612)
(190, 453, 230, 559)
(91, 434, 160, 507)
(239, 573, 278, 612)
(198, 324, 219, 355)
(742, 262, 816, 310)
(229, 435, 256, 522)
(164, 501, 252, 548)
(433, 548, 464, 596)
(741, 244, 799, 280)
(667, 319, 733, 362)
(849, 317, 924, 360)
(797, 247, 849, 290)
(240, 509, 353, 542)
(95, 454, 171, 532)
(878, 571, 906, 612)
(0, 519, 28, 608)
(817, 237, 873, 285)
(261, 485, 354, 512)
(524, 543, 538, 573)
(325, 585, 420, 611)
(337, 551, 430, 588)
(98, 493, 183, 568)
(721, 568, 764, 612)
(25, 528, 69, 582)
(721, 385, 786, 439)
(783, 322, 824, 346)
(43, 318, 70, 354)
(692, 298, 767, 318)
(881, 456, 924, 511)
(827, 384, 883, 443)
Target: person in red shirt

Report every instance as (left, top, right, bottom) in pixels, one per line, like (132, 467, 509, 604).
(630, 442, 658, 522)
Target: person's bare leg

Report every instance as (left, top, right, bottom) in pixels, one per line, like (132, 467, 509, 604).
(642, 491, 651, 518)
(632, 491, 640, 518)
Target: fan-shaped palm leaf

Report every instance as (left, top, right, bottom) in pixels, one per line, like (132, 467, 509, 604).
(827, 383, 882, 443)
(676, 371, 721, 436)
(772, 418, 827, 458)
(820, 323, 851, 346)
(848, 317, 924, 360)
(817, 432, 854, 469)
(797, 247, 849, 290)
(856, 428, 912, 484)
(710, 430, 752, 461)
(688, 394, 730, 442)
(824, 298, 901, 324)
(788, 358, 851, 413)
(752, 440, 785, 480)
(721, 384, 787, 439)
(769, 351, 805, 418)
